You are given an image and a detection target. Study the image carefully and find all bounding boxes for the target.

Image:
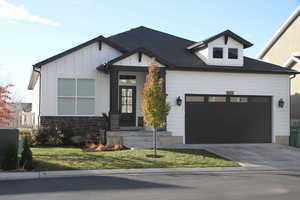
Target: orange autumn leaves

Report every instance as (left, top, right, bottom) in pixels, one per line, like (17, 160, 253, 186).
(0, 84, 13, 126)
(141, 61, 170, 129)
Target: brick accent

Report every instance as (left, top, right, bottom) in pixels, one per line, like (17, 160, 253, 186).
(40, 116, 105, 136)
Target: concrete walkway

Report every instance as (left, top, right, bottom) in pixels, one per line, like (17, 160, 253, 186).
(165, 144, 300, 170)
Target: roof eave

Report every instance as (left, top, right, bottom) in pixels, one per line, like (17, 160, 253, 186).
(257, 6, 300, 59)
(33, 36, 128, 68)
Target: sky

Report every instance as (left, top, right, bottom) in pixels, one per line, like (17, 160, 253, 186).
(0, 0, 299, 103)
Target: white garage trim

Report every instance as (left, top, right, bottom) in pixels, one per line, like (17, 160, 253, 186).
(166, 70, 290, 144)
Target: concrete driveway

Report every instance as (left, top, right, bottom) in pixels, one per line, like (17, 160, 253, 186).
(167, 144, 300, 170)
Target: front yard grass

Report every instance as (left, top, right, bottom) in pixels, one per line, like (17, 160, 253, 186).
(31, 148, 239, 171)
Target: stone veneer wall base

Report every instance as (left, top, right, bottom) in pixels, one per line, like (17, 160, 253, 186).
(40, 116, 105, 136)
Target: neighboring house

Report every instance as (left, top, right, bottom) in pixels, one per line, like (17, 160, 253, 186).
(257, 6, 300, 124)
(6, 103, 34, 128)
(28, 26, 297, 145)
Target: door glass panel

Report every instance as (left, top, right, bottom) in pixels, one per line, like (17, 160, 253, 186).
(122, 97, 126, 104)
(121, 105, 127, 113)
(122, 89, 126, 96)
(127, 97, 132, 104)
(127, 89, 132, 97)
(127, 105, 132, 113)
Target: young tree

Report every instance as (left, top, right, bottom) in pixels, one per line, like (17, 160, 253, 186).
(0, 84, 13, 126)
(141, 61, 170, 157)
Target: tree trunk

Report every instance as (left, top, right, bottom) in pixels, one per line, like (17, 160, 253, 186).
(153, 126, 157, 157)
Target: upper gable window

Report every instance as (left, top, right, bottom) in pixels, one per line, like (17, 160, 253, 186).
(213, 47, 223, 59)
(228, 48, 238, 59)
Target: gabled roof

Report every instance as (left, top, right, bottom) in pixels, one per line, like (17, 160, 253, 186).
(187, 30, 253, 50)
(106, 47, 173, 67)
(257, 6, 300, 59)
(32, 26, 297, 76)
(33, 36, 127, 68)
(108, 26, 207, 68)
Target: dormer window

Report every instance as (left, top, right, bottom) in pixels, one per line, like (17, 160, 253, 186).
(213, 47, 223, 59)
(228, 48, 238, 59)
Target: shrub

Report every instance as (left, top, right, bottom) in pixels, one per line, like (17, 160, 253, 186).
(20, 137, 33, 170)
(60, 126, 74, 146)
(19, 128, 32, 144)
(32, 127, 63, 146)
(1, 143, 18, 170)
(32, 128, 50, 146)
(84, 132, 99, 146)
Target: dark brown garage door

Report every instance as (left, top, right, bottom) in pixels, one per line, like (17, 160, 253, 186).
(185, 95, 272, 144)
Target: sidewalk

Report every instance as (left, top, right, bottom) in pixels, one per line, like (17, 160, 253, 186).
(1, 166, 298, 181)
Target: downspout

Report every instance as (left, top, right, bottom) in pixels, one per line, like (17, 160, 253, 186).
(289, 74, 297, 130)
(33, 66, 41, 128)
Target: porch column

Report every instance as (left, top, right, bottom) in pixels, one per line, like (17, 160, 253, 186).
(109, 67, 119, 130)
(159, 68, 167, 131)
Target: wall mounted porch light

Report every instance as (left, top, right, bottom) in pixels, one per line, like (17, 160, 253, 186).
(278, 98, 285, 108)
(176, 96, 182, 106)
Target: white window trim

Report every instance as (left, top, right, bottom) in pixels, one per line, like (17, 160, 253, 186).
(228, 48, 239, 59)
(212, 47, 223, 59)
(57, 78, 96, 116)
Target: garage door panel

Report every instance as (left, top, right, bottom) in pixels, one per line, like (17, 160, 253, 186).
(185, 95, 271, 144)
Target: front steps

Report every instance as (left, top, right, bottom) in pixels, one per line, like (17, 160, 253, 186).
(107, 129, 182, 148)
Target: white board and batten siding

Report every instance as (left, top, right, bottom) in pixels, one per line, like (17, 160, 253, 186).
(39, 42, 122, 116)
(32, 76, 40, 127)
(166, 70, 290, 143)
(114, 53, 166, 67)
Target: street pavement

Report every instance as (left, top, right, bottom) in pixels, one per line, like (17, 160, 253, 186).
(0, 171, 300, 200)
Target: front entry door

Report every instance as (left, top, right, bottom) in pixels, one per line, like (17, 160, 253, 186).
(119, 86, 136, 127)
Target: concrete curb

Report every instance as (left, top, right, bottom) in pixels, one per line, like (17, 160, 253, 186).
(2, 166, 299, 181)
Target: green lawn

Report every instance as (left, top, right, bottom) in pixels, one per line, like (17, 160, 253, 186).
(31, 148, 239, 171)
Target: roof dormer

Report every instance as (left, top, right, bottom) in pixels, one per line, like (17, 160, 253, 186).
(187, 30, 253, 67)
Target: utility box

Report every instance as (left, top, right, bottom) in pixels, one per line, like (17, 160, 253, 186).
(290, 126, 299, 147)
(0, 128, 19, 166)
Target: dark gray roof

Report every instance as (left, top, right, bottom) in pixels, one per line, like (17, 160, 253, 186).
(34, 26, 298, 75)
(294, 56, 300, 60)
(108, 26, 207, 68)
(107, 26, 297, 74)
(190, 29, 253, 49)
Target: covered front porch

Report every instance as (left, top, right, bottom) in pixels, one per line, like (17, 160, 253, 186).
(105, 65, 166, 130)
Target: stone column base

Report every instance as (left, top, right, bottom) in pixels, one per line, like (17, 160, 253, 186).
(110, 113, 120, 130)
(275, 136, 289, 145)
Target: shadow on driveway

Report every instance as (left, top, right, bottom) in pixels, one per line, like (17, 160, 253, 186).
(0, 175, 187, 195)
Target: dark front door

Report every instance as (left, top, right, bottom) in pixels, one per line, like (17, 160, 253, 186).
(185, 95, 272, 144)
(119, 86, 136, 127)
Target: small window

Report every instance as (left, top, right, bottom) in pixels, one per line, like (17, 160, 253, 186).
(208, 96, 226, 102)
(230, 97, 248, 103)
(57, 78, 95, 115)
(213, 48, 223, 59)
(228, 48, 238, 59)
(186, 96, 205, 102)
(119, 75, 136, 85)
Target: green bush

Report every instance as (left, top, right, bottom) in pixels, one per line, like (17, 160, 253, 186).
(32, 127, 64, 146)
(21, 137, 33, 170)
(19, 128, 32, 136)
(1, 143, 18, 170)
